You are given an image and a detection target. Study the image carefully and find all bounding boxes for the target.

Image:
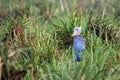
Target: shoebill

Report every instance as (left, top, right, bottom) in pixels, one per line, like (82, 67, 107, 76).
(72, 27, 85, 62)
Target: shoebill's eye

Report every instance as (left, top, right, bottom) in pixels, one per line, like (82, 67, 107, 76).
(75, 28, 78, 31)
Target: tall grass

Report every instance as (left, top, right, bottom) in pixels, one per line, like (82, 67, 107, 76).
(0, 0, 120, 80)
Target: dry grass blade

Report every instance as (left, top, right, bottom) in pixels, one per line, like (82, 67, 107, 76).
(0, 55, 3, 80)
